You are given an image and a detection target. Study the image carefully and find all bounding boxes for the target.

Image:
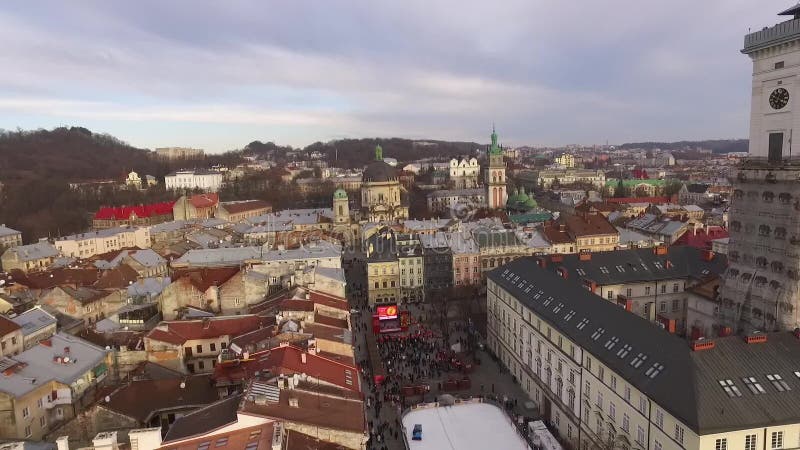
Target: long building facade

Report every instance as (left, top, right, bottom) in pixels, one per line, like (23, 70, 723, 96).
(487, 258, 800, 450)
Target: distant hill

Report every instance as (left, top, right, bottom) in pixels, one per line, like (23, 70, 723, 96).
(619, 139, 748, 154)
(303, 138, 484, 168)
(0, 127, 242, 242)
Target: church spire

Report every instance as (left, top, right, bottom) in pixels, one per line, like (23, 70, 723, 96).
(375, 145, 383, 161)
(489, 124, 502, 155)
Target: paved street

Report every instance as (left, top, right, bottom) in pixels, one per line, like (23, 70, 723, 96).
(345, 252, 537, 450)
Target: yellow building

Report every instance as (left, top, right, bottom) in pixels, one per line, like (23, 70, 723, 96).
(555, 153, 576, 168)
(487, 257, 800, 450)
(361, 146, 408, 223)
(0, 333, 112, 440)
(365, 229, 400, 305)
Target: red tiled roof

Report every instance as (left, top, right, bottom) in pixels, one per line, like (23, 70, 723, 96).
(172, 267, 241, 293)
(213, 345, 360, 392)
(314, 312, 348, 329)
(0, 315, 21, 336)
(280, 299, 315, 312)
(605, 196, 670, 205)
(220, 200, 271, 214)
(672, 226, 729, 250)
(561, 212, 617, 237)
(94, 201, 175, 221)
(146, 315, 267, 346)
(10, 268, 100, 290)
(189, 193, 219, 208)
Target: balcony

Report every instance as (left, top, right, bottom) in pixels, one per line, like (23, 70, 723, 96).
(744, 18, 800, 54)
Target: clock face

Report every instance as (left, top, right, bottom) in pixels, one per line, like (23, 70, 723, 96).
(769, 87, 790, 110)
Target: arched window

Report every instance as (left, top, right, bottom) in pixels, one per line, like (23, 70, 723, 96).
(770, 280, 782, 290)
(771, 261, 784, 273)
(756, 257, 768, 267)
(775, 227, 787, 239)
(730, 221, 741, 232)
(779, 192, 792, 204)
(759, 225, 771, 236)
(733, 189, 744, 200)
(762, 191, 775, 203)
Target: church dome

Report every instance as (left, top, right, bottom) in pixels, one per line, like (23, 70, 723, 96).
(363, 145, 398, 183)
(333, 188, 348, 199)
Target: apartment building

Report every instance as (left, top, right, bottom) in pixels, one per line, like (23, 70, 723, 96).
(533, 246, 726, 335)
(0, 224, 23, 254)
(55, 226, 151, 259)
(365, 230, 399, 306)
(0, 333, 111, 440)
(0, 241, 59, 273)
(144, 315, 268, 374)
(487, 258, 800, 450)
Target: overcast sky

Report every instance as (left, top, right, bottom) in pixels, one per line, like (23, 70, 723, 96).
(0, 1, 789, 152)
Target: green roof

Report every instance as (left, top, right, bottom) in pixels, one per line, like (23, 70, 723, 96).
(510, 212, 552, 224)
(333, 188, 348, 199)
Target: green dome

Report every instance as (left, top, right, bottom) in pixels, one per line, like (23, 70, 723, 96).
(333, 188, 348, 199)
(524, 198, 538, 208)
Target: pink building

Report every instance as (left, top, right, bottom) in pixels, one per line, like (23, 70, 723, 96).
(450, 232, 481, 286)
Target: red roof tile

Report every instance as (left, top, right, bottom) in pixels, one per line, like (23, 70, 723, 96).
(672, 226, 729, 250)
(94, 201, 175, 221)
(0, 315, 21, 336)
(172, 267, 241, 293)
(213, 345, 360, 392)
(146, 315, 267, 346)
(189, 193, 219, 208)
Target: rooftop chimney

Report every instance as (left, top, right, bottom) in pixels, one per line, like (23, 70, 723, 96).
(690, 339, 715, 351)
(56, 436, 70, 450)
(744, 333, 767, 344)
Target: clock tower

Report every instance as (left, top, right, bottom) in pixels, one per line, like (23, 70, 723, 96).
(744, 5, 800, 161)
(485, 125, 507, 209)
(718, 6, 800, 334)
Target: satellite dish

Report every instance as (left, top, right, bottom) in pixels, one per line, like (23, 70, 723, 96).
(180, 382, 186, 389)
(63, 356, 70, 363)
(105, 396, 111, 403)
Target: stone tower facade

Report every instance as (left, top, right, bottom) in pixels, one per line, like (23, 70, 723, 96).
(485, 126, 507, 209)
(718, 6, 800, 333)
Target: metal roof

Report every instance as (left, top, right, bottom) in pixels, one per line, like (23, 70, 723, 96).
(488, 259, 800, 434)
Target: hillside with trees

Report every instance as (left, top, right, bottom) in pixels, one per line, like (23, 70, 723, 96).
(304, 138, 483, 168)
(0, 127, 242, 242)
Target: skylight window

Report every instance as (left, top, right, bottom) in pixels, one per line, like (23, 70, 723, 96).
(513, 275, 520, 282)
(701, 269, 710, 275)
(600, 266, 610, 274)
(794, 371, 800, 379)
(553, 303, 564, 314)
(742, 377, 766, 395)
(564, 310, 576, 321)
(502, 269, 509, 276)
(617, 344, 632, 358)
(534, 293, 541, 299)
(766, 374, 791, 392)
(645, 363, 664, 379)
(640, 263, 649, 271)
(719, 380, 742, 398)
(591, 328, 605, 340)
(524, 287, 532, 293)
(576, 268, 586, 276)
(604, 336, 620, 350)
(630, 353, 648, 368)
(576, 318, 589, 330)
(543, 297, 554, 306)
(615, 265, 625, 272)
(653, 262, 664, 270)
